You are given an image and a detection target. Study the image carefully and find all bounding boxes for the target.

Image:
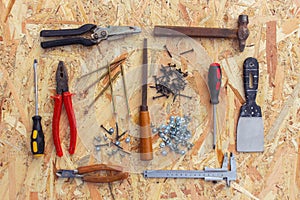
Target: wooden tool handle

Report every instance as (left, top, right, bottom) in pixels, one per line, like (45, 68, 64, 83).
(140, 110, 153, 161)
(82, 172, 129, 183)
(78, 164, 123, 174)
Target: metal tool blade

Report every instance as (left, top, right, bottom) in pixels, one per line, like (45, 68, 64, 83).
(236, 117, 264, 152)
(106, 26, 141, 40)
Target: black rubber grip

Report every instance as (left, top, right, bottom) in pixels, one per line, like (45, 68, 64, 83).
(240, 57, 262, 117)
(41, 37, 96, 48)
(31, 115, 45, 156)
(208, 63, 222, 104)
(40, 24, 96, 37)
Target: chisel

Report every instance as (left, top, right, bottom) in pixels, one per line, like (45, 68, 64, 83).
(140, 38, 153, 160)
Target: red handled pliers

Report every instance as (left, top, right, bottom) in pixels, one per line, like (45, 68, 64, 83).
(52, 61, 77, 157)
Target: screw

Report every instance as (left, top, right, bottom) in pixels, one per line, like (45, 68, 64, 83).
(163, 45, 172, 58)
(103, 135, 108, 141)
(112, 149, 118, 154)
(159, 132, 165, 138)
(95, 145, 101, 151)
(125, 137, 130, 143)
(160, 124, 166, 130)
(180, 150, 186, 155)
(94, 136, 102, 142)
(161, 150, 168, 156)
(180, 48, 194, 55)
(152, 128, 158, 134)
(169, 116, 175, 122)
(160, 142, 166, 148)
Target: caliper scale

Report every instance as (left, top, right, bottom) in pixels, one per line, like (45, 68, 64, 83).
(143, 153, 236, 186)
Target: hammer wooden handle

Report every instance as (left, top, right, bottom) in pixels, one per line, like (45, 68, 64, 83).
(140, 110, 153, 161)
(154, 15, 249, 52)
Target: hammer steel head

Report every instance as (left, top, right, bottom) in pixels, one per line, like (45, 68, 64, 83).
(237, 15, 249, 52)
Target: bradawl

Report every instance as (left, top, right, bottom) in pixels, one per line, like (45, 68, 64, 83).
(143, 153, 237, 186)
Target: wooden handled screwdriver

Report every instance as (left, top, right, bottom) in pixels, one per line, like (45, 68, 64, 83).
(208, 63, 222, 149)
(31, 59, 45, 156)
(140, 38, 153, 161)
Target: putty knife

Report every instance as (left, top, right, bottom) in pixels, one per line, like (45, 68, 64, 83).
(237, 57, 264, 152)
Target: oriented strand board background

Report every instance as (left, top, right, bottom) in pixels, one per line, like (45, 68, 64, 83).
(0, 0, 299, 199)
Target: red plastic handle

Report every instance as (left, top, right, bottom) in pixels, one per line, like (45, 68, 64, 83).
(52, 94, 63, 157)
(63, 92, 77, 155)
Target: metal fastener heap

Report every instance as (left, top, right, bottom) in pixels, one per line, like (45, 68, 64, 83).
(151, 64, 191, 102)
(152, 116, 194, 155)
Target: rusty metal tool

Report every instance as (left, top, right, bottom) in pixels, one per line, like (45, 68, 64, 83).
(154, 15, 249, 52)
(56, 164, 128, 183)
(140, 38, 153, 161)
(144, 153, 236, 186)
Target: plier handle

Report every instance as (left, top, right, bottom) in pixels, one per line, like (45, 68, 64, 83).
(52, 61, 77, 157)
(56, 164, 128, 183)
(40, 24, 141, 48)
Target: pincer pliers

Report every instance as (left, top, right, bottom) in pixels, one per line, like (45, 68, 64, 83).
(52, 61, 77, 157)
(40, 24, 141, 48)
(56, 164, 128, 183)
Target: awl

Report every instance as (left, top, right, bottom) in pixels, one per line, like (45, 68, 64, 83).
(236, 57, 264, 152)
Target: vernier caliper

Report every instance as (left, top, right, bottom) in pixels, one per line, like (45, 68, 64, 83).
(143, 153, 236, 186)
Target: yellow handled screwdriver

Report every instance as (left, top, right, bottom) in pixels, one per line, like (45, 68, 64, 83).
(31, 59, 45, 156)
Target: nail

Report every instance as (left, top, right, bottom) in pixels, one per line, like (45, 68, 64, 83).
(117, 130, 127, 140)
(163, 45, 172, 58)
(153, 94, 168, 99)
(180, 48, 194, 55)
(101, 125, 114, 135)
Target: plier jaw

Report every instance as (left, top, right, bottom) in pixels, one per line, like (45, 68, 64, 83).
(56, 169, 83, 178)
(56, 61, 69, 94)
(92, 26, 142, 43)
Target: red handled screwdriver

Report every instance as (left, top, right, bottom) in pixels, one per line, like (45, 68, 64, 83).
(31, 59, 45, 156)
(208, 63, 222, 149)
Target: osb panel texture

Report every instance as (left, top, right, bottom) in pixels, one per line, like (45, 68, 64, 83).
(0, 0, 299, 200)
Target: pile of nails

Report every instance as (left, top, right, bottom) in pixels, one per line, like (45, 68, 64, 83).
(151, 63, 191, 102)
(152, 116, 194, 156)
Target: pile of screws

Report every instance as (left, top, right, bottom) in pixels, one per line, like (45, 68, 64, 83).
(151, 64, 191, 102)
(152, 116, 194, 156)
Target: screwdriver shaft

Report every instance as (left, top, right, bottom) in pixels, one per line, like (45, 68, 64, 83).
(33, 59, 38, 116)
(213, 105, 217, 149)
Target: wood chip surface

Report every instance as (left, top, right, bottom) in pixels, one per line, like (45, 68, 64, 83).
(0, 0, 299, 199)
